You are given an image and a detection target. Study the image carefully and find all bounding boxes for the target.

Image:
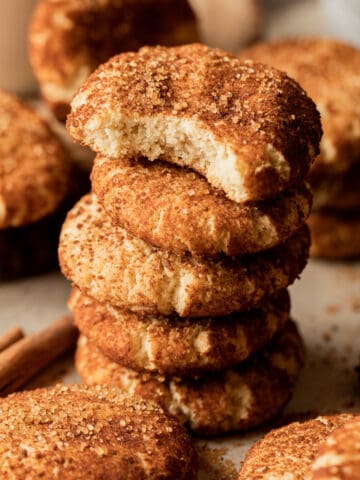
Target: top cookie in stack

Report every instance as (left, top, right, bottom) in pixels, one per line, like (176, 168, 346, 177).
(60, 44, 321, 435)
(67, 44, 320, 205)
(240, 38, 360, 259)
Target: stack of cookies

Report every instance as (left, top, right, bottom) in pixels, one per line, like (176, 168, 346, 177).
(59, 44, 322, 435)
(240, 37, 360, 260)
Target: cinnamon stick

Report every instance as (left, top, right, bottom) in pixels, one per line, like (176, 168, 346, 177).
(0, 315, 77, 396)
(0, 326, 24, 353)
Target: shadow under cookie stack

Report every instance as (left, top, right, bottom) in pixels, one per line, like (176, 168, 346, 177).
(59, 44, 322, 435)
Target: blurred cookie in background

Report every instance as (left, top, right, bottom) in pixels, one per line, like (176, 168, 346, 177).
(308, 211, 360, 260)
(309, 161, 360, 260)
(0, 89, 69, 229)
(240, 38, 360, 174)
(311, 162, 360, 212)
(0, 89, 88, 280)
(28, 0, 199, 120)
(240, 37, 360, 259)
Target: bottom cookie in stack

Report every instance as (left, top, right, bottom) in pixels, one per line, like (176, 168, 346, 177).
(71, 288, 305, 436)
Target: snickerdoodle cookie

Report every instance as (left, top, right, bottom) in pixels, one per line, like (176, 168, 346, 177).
(67, 44, 321, 203)
(76, 321, 305, 435)
(0, 384, 197, 479)
(312, 416, 360, 480)
(308, 211, 360, 259)
(238, 414, 357, 480)
(92, 155, 312, 256)
(70, 286, 290, 376)
(59, 194, 310, 317)
(311, 162, 360, 212)
(0, 88, 69, 229)
(29, 0, 198, 119)
(0, 89, 77, 278)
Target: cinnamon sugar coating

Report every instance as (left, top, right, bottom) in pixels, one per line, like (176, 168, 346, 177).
(69, 286, 290, 376)
(240, 37, 360, 174)
(67, 43, 321, 203)
(92, 155, 312, 256)
(59, 194, 310, 317)
(0, 89, 70, 228)
(76, 321, 305, 435)
(29, 0, 198, 119)
(312, 416, 360, 480)
(238, 414, 357, 480)
(0, 384, 197, 479)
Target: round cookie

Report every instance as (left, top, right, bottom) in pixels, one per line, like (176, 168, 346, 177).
(70, 286, 290, 376)
(240, 38, 360, 174)
(59, 194, 310, 317)
(76, 320, 305, 435)
(67, 43, 321, 203)
(29, 0, 198, 120)
(308, 211, 360, 259)
(312, 416, 360, 480)
(0, 384, 197, 479)
(238, 414, 357, 480)
(311, 162, 360, 212)
(92, 155, 312, 256)
(0, 88, 70, 228)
